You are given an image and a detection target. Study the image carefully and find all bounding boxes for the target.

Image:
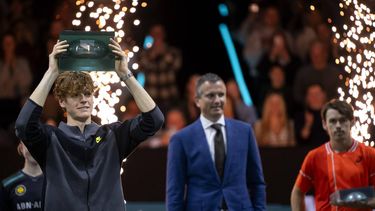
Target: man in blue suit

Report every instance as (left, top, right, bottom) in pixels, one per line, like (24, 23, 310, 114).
(166, 73, 266, 211)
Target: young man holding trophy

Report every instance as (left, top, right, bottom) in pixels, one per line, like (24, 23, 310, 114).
(15, 33, 164, 211)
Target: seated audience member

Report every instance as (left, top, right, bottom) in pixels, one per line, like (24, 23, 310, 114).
(138, 24, 182, 113)
(258, 65, 294, 117)
(182, 74, 201, 124)
(160, 108, 187, 146)
(255, 92, 295, 147)
(293, 39, 341, 108)
(120, 99, 141, 121)
(295, 10, 323, 62)
(240, 5, 293, 79)
(294, 83, 329, 147)
(223, 96, 235, 118)
(257, 30, 300, 87)
(226, 79, 258, 126)
(41, 94, 64, 126)
(315, 22, 338, 62)
(0, 32, 32, 130)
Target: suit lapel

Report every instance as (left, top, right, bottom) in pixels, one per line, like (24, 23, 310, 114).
(223, 119, 235, 182)
(193, 120, 221, 182)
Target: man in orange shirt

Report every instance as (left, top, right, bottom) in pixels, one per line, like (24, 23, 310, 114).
(291, 99, 375, 211)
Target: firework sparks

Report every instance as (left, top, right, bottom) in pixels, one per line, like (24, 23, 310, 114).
(72, 0, 144, 125)
(333, 0, 375, 147)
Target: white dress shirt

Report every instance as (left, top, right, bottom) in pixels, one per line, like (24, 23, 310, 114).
(200, 115, 227, 162)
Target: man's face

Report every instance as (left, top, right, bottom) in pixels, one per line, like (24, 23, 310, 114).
(3, 35, 15, 54)
(59, 93, 94, 123)
(323, 109, 352, 142)
(150, 25, 165, 42)
(269, 66, 285, 88)
(310, 43, 328, 68)
(195, 81, 226, 122)
(306, 85, 326, 110)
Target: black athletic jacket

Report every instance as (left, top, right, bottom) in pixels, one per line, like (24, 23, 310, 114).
(15, 99, 164, 211)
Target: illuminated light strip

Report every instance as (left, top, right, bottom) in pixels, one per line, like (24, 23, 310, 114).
(143, 35, 154, 48)
(217, 3, 253, 106)
(137, 72, 145, 87)
(218, 23, 253, 106)
(218, 3, 229, 17)
(135, 35, 155, 87)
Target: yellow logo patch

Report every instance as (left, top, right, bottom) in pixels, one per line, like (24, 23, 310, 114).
(15, 185, 26, 196)
(95, 136, 102, 143)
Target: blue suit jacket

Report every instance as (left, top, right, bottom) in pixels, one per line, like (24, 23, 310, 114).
(167, 118, 266, 211)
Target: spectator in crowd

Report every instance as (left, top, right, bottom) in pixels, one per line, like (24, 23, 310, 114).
(315, 22, 339, 63)
(52, 1, 75, 29)
(223, 96, 235, 119)
(120, 99, 141, 121)
(294, 83, 329, 147)
(239, 5, 293, 80)
(160, 108, 187, 146)
(167, 73, 265, 210)
(293, 39, 342, 108)
(295, 10, 323, 62)
(182, 74, 201, 124)
(291, 99, 375, 210)
(0, 32, 32, 130)
(40, 94, 64, 127)
(257, 30, 300, 87)
(0, 141, 43, 211)
(46, 20, 64, 55)
(138, 24, 182, 113)
(12, 20, 37, 65)
(0, 32, 32, 102)
(257, 65, 294, 117)
(226, 78, 258, 126)
(3, 0, 34, 34)
(255, 92, 295, 147)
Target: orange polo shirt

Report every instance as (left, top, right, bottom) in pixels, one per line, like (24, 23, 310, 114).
(295, 141, 375, 211)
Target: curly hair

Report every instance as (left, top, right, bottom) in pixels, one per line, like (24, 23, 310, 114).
(53, 71, 95, 101)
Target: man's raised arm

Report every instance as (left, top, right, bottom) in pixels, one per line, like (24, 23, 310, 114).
(30, 40, 68, 106)
(109, 38, 156, 112)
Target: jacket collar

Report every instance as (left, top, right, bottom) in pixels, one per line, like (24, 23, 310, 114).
(199, 114, 225, 130)
(58, 121, 100, 142)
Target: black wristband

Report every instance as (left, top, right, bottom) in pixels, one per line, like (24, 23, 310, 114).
(120, 72, 134, 81)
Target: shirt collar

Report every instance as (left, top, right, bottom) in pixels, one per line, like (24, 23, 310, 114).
(325, 139, 358, 154)
(200, 114, 225, 130)
(58, 121, 100, 141)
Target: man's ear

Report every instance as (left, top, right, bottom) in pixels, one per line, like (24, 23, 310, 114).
(17, 143, 23, 156)
(59, 98, 66, 109)
(322, 120, 327, 131)
(194, 97, 200, 108)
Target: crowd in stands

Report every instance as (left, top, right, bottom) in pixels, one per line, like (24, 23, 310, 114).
(136, 4, 347, 149)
